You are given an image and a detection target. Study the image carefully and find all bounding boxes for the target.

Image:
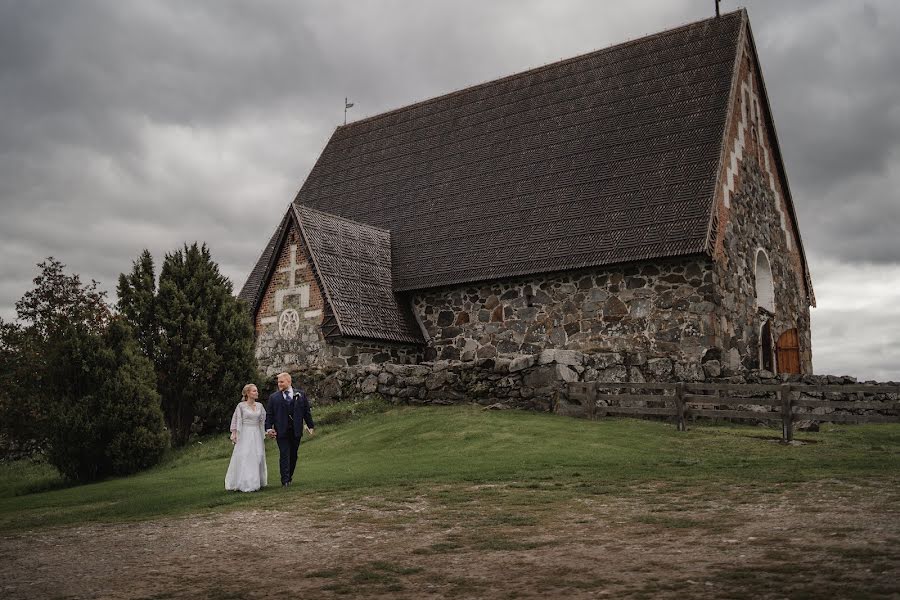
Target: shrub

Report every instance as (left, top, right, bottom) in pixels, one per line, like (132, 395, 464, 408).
(45, 319, 169, 482)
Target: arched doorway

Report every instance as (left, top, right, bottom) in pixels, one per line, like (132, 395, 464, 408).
(776, 328, 801, 374)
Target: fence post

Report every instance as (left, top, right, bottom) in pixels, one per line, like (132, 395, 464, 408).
(780, 383, 793, 443)
(587, 381, 597, 420)
(675, 382, 686, 431)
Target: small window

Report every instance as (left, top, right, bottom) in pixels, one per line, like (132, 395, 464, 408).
(760, 320, 774, 372)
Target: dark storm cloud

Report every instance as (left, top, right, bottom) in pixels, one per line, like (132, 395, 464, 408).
(0, 0, 897, 379)
(748, 1, 900, 265)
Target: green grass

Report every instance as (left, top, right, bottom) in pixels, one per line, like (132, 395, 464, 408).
(1, 404, 898, 533)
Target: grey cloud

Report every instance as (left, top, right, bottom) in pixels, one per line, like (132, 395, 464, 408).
(0, 0, 898, 380)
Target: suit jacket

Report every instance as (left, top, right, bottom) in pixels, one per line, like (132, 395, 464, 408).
(265, 388, 315, 440)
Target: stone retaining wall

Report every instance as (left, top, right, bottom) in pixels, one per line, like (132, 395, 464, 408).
(285, 351, 897, 422)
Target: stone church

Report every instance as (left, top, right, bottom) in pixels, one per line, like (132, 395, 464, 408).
(240, 9, 815, 388)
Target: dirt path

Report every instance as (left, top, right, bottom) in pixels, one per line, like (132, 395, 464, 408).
(2, 479, 899, 599)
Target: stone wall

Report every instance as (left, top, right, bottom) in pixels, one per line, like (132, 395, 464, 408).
(714, 159, 813, 374)
(710, 38, 814, 374)
(412, 257, 720, 376)
(286, 355, 897, 425)
(292, 348, 734, 410)
(254, 224, 422, 375)
(255, 225, 328, 374)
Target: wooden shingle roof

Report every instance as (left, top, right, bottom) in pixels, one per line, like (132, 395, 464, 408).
(293, 205, 424, 344)
(294, 10, 745, 291)
(237, 205, 424, 344)
(241, 9, 813, 343)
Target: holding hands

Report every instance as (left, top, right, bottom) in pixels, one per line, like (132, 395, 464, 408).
(266, 428, 277, 439)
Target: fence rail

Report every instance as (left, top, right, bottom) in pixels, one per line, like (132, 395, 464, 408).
(564, 381, 900, 442)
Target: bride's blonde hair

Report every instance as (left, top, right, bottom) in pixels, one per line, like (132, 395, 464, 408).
(241, 383, 257, 400)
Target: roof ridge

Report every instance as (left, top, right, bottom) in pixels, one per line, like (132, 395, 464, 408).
(338, 9, 745, 132)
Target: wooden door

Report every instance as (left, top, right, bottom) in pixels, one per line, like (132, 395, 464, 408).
(776, 328, 801, 374)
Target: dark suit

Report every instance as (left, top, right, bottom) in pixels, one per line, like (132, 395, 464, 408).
(265, 388, 315, 485)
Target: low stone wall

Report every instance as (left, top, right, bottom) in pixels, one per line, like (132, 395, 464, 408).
(736, 371, 900, 423)
(286, 351, 898, 424)
(294, 348, 684, 410)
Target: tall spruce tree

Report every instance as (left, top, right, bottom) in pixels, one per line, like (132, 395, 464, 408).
(153, 243, 257, 445)
(117, 250, 159, 363)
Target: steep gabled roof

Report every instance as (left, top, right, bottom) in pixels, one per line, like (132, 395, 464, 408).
(241, 8, 815, 343)
(292, 205, 424, 344)
(294, 10, 745, 291)
(237, 205, 424, 345)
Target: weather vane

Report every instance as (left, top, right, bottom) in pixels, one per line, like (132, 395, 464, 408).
(344, 97, 354, 125)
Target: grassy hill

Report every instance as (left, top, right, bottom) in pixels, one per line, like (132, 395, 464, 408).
(1, 402, 898, 533)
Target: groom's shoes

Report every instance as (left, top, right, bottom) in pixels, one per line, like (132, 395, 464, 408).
(282, 481, 292, 487)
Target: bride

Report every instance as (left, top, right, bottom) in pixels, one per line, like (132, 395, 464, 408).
(225, 383, 268, 492)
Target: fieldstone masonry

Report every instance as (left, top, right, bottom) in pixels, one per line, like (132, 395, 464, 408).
(250, 27, 821, 405)
(254, 227, 327, 373)
(413, 258, 718, 374)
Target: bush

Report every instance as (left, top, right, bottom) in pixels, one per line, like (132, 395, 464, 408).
(45, 319, 169, 482)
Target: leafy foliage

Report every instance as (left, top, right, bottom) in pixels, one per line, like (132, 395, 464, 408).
(117, 249, 158, 363)
(1, 258, 112, 456)
(1, 258, 168, 479)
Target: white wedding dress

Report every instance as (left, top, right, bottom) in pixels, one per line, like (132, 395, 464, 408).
(225, 402, 268, 492)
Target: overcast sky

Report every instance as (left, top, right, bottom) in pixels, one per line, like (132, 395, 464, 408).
(1, 1, 898, 380)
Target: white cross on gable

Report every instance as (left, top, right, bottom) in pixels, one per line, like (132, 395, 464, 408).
(277, 244, 306, 287)
(274, 243, 310, 312)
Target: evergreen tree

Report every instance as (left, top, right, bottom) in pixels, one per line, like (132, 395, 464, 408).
(45, 318, 169, 482)
(117, 249, 159, 363)
(0, 258, 170, 475)
(154, 243, 257, 445)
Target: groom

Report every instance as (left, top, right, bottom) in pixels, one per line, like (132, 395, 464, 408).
(265, 372, 315, 487)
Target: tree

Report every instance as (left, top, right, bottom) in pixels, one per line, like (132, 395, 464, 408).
(124, 243, 257, 445)
(117, 250, 158, 363)
(1, 258, 169, 478)
(16, 257, 110, 339)
(0, 258, 111, 456)
(0, 319, 43, 455)
(44, 318, 169, 482)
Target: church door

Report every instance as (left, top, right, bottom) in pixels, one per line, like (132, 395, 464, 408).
(776, 328, 801, 374)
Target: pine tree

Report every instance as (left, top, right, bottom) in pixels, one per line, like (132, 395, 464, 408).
(155, 243, 257, 445)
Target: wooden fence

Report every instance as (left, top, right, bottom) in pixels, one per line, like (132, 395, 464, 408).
(564, 381, 900, 443)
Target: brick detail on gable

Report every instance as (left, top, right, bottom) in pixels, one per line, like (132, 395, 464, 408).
(713, 40, 808, 304)
(253, 223, 328, 371)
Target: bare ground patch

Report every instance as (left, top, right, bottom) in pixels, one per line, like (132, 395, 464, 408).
(2, 479, 898, 599)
